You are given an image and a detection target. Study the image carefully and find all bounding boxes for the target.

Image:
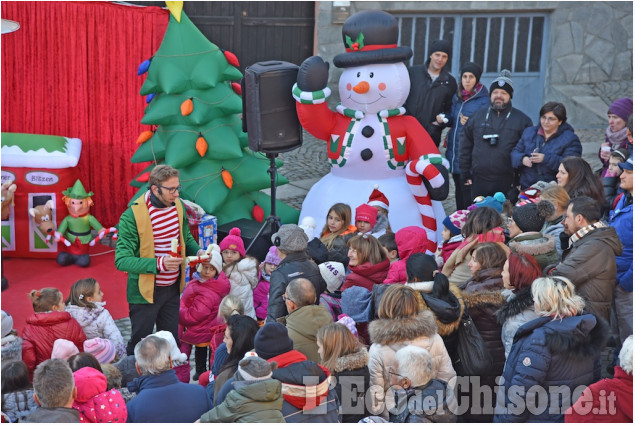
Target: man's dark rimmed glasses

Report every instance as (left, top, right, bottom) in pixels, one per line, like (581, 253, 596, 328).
(158, 185, 182, 194)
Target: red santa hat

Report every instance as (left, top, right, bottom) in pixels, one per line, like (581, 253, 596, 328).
(367, 185, 389, 211)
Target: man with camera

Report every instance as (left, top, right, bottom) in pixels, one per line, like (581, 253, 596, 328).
(459, 70, 532, 201)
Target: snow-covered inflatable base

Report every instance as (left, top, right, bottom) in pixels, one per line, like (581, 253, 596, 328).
(299, 172, 446, 243)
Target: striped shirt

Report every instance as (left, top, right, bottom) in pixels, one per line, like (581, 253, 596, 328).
(146, 192, 180, 286)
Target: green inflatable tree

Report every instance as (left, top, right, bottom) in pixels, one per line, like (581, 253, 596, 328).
(129, 3, 299, 225)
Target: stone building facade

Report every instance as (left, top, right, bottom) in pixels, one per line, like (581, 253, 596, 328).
(313, 1, 633, 128)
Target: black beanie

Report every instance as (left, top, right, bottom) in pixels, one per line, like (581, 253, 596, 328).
(512, 201, 555, 233)
(490, 69, 514, 98)
(254, 323, 294, 360)
(460, 62, 483, 83)
(429, 39, 451, 56)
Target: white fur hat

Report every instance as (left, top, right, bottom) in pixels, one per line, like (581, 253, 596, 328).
(197, 244, 223, 275)
(152, 330, 188, 364)
(299, 216, 317, 240)
(1, 310, 13, 338)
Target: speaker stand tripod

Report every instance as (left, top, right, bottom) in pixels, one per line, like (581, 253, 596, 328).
(246, 153, 281, 255)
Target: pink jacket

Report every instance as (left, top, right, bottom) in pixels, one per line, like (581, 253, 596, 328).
(384, 227, 430, 284)
(179, 272, 231, 345)
(72, 367, 127, 423)
(253, 271, 271, 321)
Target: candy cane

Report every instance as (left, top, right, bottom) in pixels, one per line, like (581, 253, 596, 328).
(405, 154, 449, 254)
(46, 231, 72, 247)
(89, 227, 118, 246)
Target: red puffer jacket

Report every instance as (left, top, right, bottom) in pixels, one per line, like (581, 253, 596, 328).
(22, 311, 86, 380)
(179, 271, 231, 345)
(342, 258, 390, 291)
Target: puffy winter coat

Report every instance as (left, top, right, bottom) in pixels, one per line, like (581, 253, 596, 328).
(462, 271, 507, 377)
(224, 257, 258, 320)
(1, 333, 22, 365)
(496, 287, 540, 358)
(126, 369, 211, 423)
(541, 218, 565, 260)
(179, 272, 231, 345)
(437, 235, 463, 267)
(446, 84, 490, 173)
(389, 379, 457, 423)
(332, 347, 371, 423)
(72, 367, 127, 423)
(22, 311, 86, 380)
(1, 389, 38, 423)
(267, 251, 326, 322)
(460, 103, 533, 189)
(282, 305, 333, 364)
(322, 228, 355, 267)
(342, 258, 390, 291)
(268, 351, 340, 423)
(609, 193, 633, 292)
(493, 313, 607, 423)
(406, 280, 465, 363)
(66, 302, 126, 358)
(368, 310, 456, 419)
(253, 272, 271, 320)
(511, 123, 582, 189)
(200, 379, 284, 423)
(508, 231, 559, 270)
(384, 226, 431, 283)
(405, 65, 457, 146)
(564, 365, 633, 423)
(550, 226, 623, 322)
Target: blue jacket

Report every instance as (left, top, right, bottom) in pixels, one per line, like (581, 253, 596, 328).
(446, 85, 490, 173)
(609, 193, 633, 291)
(493, 313, 606, 423)
(126, 369, 211, 423)
(511, 123, 582, 188)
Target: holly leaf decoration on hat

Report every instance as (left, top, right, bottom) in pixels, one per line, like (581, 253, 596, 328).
(345, 32, 365, 51)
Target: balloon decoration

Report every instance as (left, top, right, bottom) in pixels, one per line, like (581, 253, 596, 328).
(129, 3, 299, 225)
(293, 11, 449, 252)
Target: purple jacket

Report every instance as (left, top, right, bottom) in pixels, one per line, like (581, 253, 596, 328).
(253, 272, 271, 320)
(179, 272, 231, 345)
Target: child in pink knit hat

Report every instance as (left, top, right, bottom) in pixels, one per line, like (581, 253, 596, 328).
(253, 246, 282, 321)
(435, 209, 468, 268)
(219, 228, 258, 320)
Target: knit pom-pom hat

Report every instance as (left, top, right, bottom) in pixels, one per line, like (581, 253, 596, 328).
(512, 200, 555, 233)
(299, 216, 317, 240)
(84, 338, 116, 364)
(52, 339, 80, 361)
(264, 246, 282, 266)
(153, 330, 188, 364)
(468, 192, 506, 213)
(197, 244, 223, 275)
(219, 227, 246, 257)
(443, 209, 469, 236)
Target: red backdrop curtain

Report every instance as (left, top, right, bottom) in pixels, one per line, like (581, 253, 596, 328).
(1, 1, 168, 227)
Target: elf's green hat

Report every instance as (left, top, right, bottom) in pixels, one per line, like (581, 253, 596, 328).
(62, 179, 93, 199)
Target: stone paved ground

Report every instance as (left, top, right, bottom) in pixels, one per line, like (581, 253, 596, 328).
(115, 127, 614, 380)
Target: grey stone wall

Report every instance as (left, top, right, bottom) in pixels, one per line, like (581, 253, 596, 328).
(314, 1, 633, 128)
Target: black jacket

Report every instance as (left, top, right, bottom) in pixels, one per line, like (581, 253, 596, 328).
(266, 251, 326, 322)
(405, 65, 457, 146)
(459, 102, 532, 186)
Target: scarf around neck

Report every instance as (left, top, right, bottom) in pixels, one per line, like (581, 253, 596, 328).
(606, 126, 629, 149)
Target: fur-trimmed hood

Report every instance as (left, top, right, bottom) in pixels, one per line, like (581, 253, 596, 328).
(334, 346, 369, 373)
(462, 289, 505, 310)
(369, 310, 438, 346)
(406, 281, 465, 336)
(508, 232, 556, 256)
(496, 287, 533, 325)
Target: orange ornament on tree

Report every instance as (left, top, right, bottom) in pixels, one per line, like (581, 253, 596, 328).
(136, 130, 154, 144)
(221, 168, 233, 189)
(196, 135, 208, 157)
(181, 98, 194, 116)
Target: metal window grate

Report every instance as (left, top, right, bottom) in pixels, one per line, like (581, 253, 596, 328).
(395, 13, 547, 76)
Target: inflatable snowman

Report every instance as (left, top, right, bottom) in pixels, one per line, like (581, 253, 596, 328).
(293, 10, 449, 253)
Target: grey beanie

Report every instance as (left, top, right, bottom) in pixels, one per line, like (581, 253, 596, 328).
(271, 224, 308, 253)
(237, 354, 277, 381)
(490, 69, 514, 98)
(1, 310, 13, 338)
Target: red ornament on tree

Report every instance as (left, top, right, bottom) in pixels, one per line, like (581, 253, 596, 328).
(252, 203, 264, 222)
(222, 49, 240, 68)
(231, 82, 242, 95)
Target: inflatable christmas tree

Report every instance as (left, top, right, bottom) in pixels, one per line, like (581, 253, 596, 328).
(129, 2, 299, 225)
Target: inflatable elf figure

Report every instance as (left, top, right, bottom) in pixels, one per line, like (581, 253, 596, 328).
(56, 180, 104, 267)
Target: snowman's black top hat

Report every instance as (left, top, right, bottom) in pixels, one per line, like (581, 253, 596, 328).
(333, 10, 413, 69)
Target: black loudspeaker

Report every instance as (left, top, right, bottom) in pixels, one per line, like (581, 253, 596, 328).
(217, 218, 273, 263)
(242, 61, 303, 154)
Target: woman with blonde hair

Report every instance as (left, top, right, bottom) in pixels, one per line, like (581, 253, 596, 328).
(539, 185, 570, 258)
(316, 322, 369, 422)
(368, 285, 456, 420)
(494, 276, 607, 422)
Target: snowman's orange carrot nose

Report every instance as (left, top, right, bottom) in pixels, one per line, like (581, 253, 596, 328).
(353, 81, 370, 94)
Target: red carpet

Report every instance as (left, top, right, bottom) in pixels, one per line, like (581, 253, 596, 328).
(1, 244, 129, 334)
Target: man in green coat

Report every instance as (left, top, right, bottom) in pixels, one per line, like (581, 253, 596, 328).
(115, 165, 205, 355)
